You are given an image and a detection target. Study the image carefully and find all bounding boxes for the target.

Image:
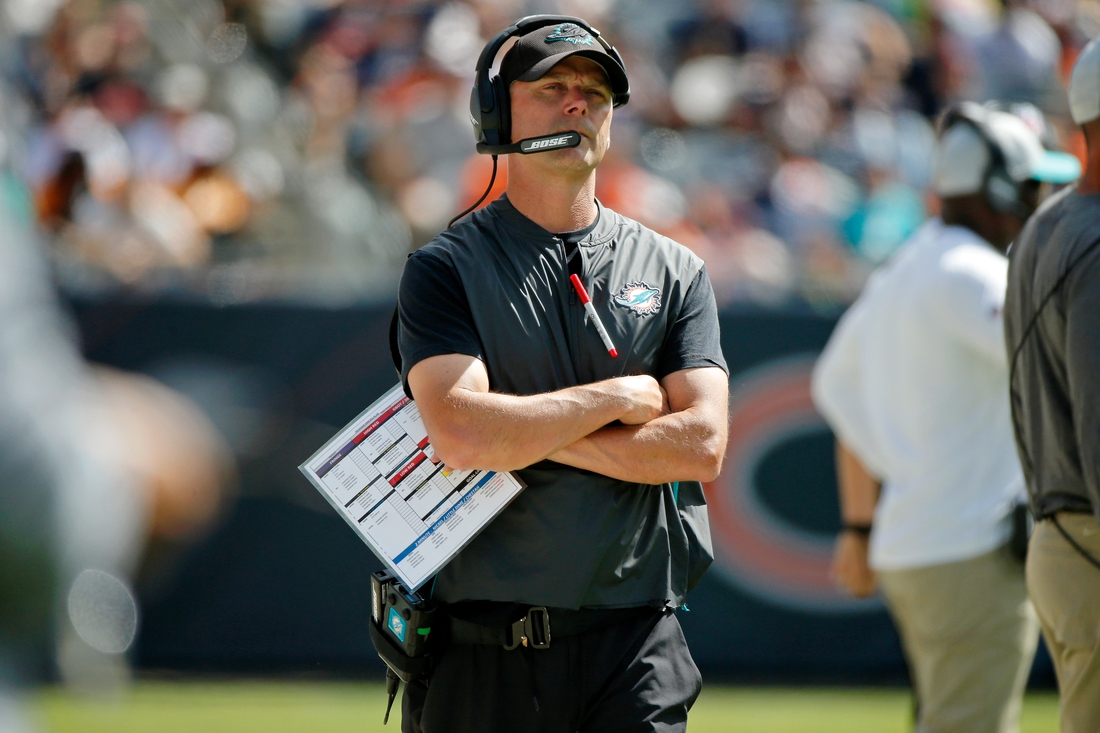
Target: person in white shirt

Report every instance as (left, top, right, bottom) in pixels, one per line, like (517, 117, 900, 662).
(813, 103, 1080, 733)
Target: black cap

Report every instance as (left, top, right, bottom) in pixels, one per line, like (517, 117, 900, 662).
(499, 22, 629, 107)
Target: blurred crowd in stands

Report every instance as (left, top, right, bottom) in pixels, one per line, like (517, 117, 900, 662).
(0, 0, 1096, 307)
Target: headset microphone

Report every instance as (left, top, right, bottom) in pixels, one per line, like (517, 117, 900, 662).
(477, 130, 581, 156)
(448, 132, 583, 228)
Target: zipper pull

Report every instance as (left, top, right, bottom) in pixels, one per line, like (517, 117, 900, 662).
(555, 238, 579, 304)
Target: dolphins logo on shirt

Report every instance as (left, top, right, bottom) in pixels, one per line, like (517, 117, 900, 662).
(614, 281, 662, 317)
(545, 24, 595, 46)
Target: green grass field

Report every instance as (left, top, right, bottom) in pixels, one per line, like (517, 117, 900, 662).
(32, 680, 1061, 733)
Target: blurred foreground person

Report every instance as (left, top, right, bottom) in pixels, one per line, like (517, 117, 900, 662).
(1004, 36, 1100, 733)
(0, 175, 229, 729)
(813, 103, 1079, 733)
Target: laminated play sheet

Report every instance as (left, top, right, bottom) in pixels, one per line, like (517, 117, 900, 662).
(300, 384, 526, 591)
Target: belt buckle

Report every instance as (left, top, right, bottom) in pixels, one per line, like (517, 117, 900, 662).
(503, 607, 551, 650)
(525, 607, 551, 649)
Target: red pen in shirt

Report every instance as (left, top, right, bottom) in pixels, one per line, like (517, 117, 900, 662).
(569, 274, 618, 358)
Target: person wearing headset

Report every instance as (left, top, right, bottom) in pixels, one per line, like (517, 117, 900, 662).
(813, 103, 1080, 733)
(392, 15, 729, 733)
(1005, 36, 1100, 733)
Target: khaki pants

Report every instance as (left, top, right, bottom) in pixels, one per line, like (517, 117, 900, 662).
(878, 547, 1040, 733)
(1027, 513, 1100, 733)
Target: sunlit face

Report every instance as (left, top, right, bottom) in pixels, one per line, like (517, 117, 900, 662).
(508, 55, 614, 177)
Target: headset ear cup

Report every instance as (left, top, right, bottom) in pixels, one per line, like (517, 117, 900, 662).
(986, 171, 1020, 214)
(475, 75, 509, 148)
(492, 75, 511, 145)
(469, 86, 485, 144)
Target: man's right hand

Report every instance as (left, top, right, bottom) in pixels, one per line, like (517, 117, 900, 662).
(615, 375, 667, 425)
(831, 530, 877, 598)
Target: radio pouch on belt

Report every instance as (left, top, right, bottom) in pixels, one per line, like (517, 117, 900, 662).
(1009, 503, 1033, 563)
(369, 570, 440, 724)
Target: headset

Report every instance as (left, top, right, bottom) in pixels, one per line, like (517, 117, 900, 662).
(938, 102, 1034, 220)
(470, 14, 630, 156)
(445, 15, 630, 229)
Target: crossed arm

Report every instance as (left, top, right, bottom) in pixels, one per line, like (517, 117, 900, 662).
(407, 353, 729, 484)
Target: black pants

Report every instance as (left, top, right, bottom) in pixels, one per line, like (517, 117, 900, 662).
(402, 609, 701, 733)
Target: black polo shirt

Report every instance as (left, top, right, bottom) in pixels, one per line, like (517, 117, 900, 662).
(396, 195, 726, 610)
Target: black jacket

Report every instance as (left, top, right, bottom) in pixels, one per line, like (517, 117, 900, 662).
(1005, 187, 1100, 520)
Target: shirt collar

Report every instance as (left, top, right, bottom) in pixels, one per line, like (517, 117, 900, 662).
(489, 195, 618, 247)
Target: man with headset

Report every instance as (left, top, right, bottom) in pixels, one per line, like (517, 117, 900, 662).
(1005, 37, 1100, 733)
(393, 15, 729, 733)
(813, 103, 1079, 733)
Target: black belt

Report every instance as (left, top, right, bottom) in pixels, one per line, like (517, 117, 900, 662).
(447, 604, 656, 650)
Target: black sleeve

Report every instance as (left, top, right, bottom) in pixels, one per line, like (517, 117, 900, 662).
(398, 251, 484, 396)
(656, 264, 728, 379)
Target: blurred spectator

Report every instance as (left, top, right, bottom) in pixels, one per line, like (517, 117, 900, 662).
(0, 0, 1097, 309)
(970, 0, 1064, 107)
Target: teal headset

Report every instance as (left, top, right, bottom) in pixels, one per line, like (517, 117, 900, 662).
(470, 14, 630, 155)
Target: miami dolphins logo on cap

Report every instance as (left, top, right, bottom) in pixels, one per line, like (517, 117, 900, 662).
(545, 23, 595, 46)
(614, 281, 662, 317)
